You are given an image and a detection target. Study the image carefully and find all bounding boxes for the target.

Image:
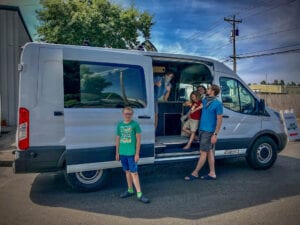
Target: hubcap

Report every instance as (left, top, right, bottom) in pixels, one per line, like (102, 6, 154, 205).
(256, 143, 272, 164)
(75, 170, 103, 184)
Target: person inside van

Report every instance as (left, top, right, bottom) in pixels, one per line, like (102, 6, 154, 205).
(197, 85, 207, 99)
(154, 71, 174, 129)
(181, 84, 207, 122)
(182, 91, 202, 149)
(184, 84, 223, 181)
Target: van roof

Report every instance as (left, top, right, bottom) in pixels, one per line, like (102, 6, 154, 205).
(23, 42, 234, 74)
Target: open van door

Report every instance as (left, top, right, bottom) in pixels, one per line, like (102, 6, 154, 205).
(63, 48, 155, 191)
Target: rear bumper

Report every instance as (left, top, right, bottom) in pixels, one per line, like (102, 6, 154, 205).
(277, 132, 288, 152)
(13, 146, 65, 173)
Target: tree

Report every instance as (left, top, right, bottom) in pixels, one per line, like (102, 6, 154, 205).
(273, 79, 279, 85)
(36, 0, 154, 49)
(260, 80, 266, 85)
(287, 81, 296, 86)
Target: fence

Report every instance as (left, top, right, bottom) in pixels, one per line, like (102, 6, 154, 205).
(257, 93, 300, 118)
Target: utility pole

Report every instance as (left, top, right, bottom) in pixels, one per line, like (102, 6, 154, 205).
(224, 15, 242, 73)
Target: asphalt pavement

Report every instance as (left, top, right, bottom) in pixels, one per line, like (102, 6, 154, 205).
(0, 140, 299, 225)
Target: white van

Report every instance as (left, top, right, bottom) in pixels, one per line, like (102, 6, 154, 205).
(14, 43, 287, 191)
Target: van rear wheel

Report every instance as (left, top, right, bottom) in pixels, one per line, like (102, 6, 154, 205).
(64, 169, 109, 192)
(246, 136, 277, 170)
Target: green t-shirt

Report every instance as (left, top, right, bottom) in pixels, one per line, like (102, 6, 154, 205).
(116, 120, 141, 156)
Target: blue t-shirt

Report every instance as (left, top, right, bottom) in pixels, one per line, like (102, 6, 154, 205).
(154, 76, 171, 100)
(199, 98, 223, 132)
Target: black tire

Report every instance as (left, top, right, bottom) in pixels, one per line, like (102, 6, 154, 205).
(64, 169, 110, 192)
(246, 136, 278, 170)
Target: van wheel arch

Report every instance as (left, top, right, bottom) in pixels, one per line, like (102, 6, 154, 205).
(56, 150, 67, 169)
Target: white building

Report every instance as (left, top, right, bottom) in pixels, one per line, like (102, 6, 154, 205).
(0, 5, 32, 127)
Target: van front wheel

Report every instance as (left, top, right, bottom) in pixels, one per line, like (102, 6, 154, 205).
(64, 169, 109, 192)
(246, 136, 277, 170)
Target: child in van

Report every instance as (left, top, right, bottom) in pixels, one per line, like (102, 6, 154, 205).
(182, 91, 202, 149)
(115, 106, 150, 203)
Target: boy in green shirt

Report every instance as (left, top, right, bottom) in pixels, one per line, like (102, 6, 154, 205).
(116, 107, 150, 203)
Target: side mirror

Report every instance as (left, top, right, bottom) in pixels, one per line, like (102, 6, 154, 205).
(258, 99, 265, 115)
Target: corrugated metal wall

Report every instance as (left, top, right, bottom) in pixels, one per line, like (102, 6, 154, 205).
(0, 7, 31, 126)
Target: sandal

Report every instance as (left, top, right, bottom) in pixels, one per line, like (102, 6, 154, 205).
(200, 174, 217, 180)
(183, 145, 191, 150)
(184, 174, 199, 181)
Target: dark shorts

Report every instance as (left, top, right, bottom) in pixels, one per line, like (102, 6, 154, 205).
(155, 100, 158, 113)
(120, 155, 138, 173)
(199, 130, 214, 152)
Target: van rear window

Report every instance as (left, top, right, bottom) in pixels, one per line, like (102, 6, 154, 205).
(63, 60, 147, 108)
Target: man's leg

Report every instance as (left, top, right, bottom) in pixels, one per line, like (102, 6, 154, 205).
(191, 150, 208, 177)
(155, 101, 159, 130)
(207, 150, 216, 177)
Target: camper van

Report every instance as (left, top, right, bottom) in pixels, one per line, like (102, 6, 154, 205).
(14, 43, 287, 191)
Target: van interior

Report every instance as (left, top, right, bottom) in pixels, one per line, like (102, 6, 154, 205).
(152, 58, 213, 158)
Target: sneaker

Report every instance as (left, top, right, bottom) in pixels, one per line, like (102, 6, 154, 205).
(120, 191, 134, 198)
(138, 195, 150, 203)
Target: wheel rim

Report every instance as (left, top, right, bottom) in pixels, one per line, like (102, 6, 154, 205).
(256, 143, 273, 164)
(75, 170, 103, 184)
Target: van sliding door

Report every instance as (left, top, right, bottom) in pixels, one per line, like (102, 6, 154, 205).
(63, 50, 155, 173)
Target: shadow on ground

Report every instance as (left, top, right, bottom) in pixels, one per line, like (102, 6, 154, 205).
(29, 155, 300, 220)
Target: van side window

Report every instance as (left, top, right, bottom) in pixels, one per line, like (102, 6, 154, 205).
(220, 77, 257, 115)
(63, 61, 147, 108)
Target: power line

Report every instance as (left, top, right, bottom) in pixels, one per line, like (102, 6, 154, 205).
(222, 44, 300, 62)
(235, 48, 300, 59)
(210, 26, 300, 56)
(174, 0, 298, 56)
(237, 43, 300, 56)
(237, 26, 300, 41)
(185, 0, 276, 44)
(241, 0, 297, 19)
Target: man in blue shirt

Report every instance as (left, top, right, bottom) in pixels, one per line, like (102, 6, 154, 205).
(185, 84, 223, 181)
(154, 71, 174, 129)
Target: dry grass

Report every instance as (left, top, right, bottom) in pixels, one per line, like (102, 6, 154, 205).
(257, 94, 300, 118)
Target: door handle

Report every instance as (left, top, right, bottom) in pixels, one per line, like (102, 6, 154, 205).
(138, 115, 151, 119)
(54, 111, 64, 116)
(223, 115, 229, 118)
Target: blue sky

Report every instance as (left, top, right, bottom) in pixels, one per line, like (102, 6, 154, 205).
(2, 0, 300, 84)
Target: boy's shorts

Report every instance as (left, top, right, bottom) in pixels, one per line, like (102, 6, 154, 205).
(183, 119, 199, 132)
(199, 130, 215, 152)
(120, 155, 138, 173)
